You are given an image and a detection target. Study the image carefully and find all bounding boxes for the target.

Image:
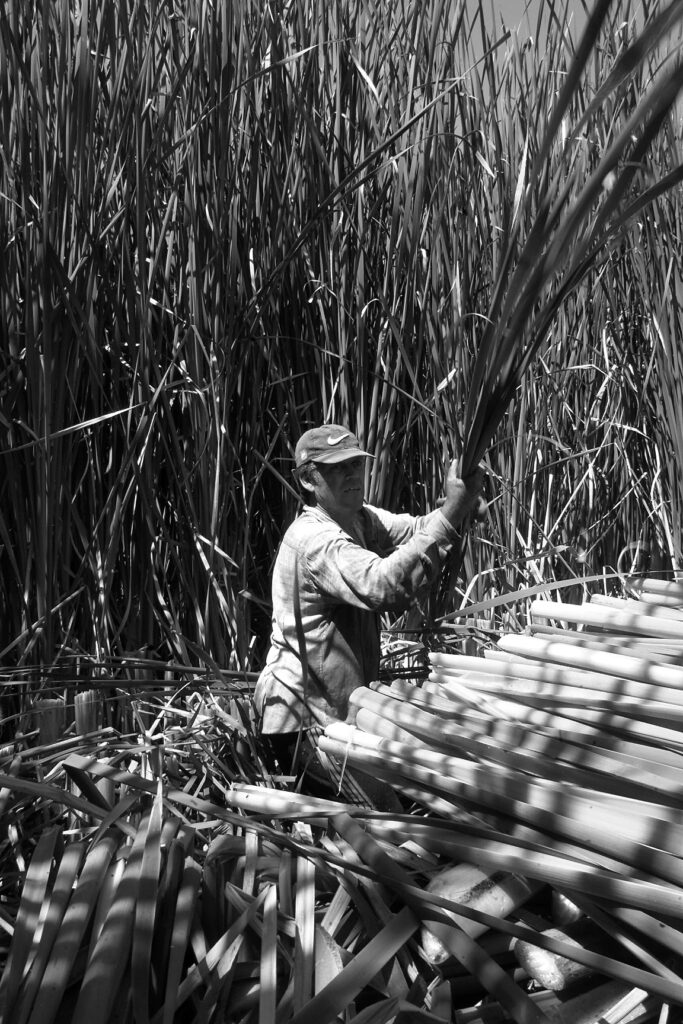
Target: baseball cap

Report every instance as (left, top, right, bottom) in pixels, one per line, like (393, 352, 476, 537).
(294, 424, 373, 468)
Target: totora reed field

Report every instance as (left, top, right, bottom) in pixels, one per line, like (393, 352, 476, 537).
(3, 0, 683, 1020)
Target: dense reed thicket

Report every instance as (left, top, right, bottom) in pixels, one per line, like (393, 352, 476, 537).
(1, 0, 682, 693)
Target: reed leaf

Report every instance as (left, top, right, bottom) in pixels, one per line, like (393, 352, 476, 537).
(160, 857, 202, 1024)
(331, 814, 552, 1024)
(289, 905, 420, 1024)
(71, 815, 149, 1024)
(13, 841, 86, 1024)
(0, 826, 59, 1023)
(24, 835, 119, 1024)
(293, 856, 316, 1011)
(131, 778, 164, 1024)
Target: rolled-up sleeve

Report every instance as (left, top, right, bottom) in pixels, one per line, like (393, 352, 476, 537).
(304, 508, 457, 612)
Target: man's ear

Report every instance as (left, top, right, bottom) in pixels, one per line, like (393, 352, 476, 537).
(297, 464, 317, 497)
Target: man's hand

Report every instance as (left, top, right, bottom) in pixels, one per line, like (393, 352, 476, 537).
(440, 462, 487, 528)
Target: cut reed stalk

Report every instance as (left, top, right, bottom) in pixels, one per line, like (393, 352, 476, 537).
(494, 634, 683, 689)
(530, 599, 683, 638)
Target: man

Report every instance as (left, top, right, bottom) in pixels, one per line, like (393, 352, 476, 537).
(254, 424, 485, 750)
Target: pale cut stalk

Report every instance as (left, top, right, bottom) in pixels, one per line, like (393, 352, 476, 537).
(387, 693, 683, 799)
(363, 682, 493, 724)
(374, 772, 501, 826)
(324, 747, 683, 928)
(630, 577, 683, 599)
(530, 598, 683, 639)
(632, 591, 683, 609)
(429, 654, 683, 712)
(358, 682, 683, 777)
(598, 991, 653, 1024)
(364, 771, 683, 897)
(355, 706, 683, 815)
(590, 594, 683, 621)
(356, 684, 683, 778)
(330, 721, 678, 843)
(433, 785, 683, 920)
(367, 680, 465, 717)
(225, 784, 360, 818)
(258, 884, 279, 1024)
(445, 696, 683, 759)
(494, 634, 683, 690)
(437, 679, 683, 730)
(320, 729, 683, 898)
(74, 691, 101, 735)
(433, 668, 683, 721)
(444, 690, 683, 754)
(293, 858, 315, 1010)
(486, 641, 683, 665)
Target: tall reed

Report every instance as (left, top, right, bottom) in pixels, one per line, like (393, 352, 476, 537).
(0, 0, 682, 696)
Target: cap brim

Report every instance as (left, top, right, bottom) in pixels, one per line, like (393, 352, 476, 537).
(310, 449, 373, 465)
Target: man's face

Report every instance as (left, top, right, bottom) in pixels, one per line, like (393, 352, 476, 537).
(308, 457, 366, 518)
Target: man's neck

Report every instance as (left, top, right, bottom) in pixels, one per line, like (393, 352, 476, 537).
(316, 502, 359, 536)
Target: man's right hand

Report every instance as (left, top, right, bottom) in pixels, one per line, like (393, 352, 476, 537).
(440, 462, 487, 528)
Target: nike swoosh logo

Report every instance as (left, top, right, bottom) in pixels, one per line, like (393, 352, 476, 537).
(327, 433, 351, 446)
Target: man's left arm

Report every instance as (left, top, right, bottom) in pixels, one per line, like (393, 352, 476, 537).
(363, 505, 452, 554)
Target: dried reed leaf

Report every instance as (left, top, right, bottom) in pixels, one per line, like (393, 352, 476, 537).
(154, 885, 268, 1024)
(13, 841, 86, 1024)
(258, 883, 279, 1024)
(0, 826, 60, 1022)
(289, 904, 418, 1024)
(160, 857, 202, 1024)
(25, 835, 119, 1024)
(331, 814, 552, 1024)
(293, 855, 316, 1011)
(131, 778, 164, 1024)
(71, 817, 149, 1024)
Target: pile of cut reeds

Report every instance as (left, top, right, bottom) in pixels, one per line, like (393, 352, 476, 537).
(5, 580, 683, 1021)
(311, 575, 683, 1021)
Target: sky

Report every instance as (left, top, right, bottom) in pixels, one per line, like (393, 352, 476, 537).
(480, 0, 588, 36)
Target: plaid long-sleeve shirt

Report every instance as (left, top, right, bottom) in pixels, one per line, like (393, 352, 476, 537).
(254, 502, 458, 733)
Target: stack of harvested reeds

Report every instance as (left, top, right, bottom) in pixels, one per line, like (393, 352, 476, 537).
(313, 576, 683, 1021)
(5, 579, 683, 1023)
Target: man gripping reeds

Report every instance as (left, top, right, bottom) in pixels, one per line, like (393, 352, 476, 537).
(254, 424, 485, 783)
